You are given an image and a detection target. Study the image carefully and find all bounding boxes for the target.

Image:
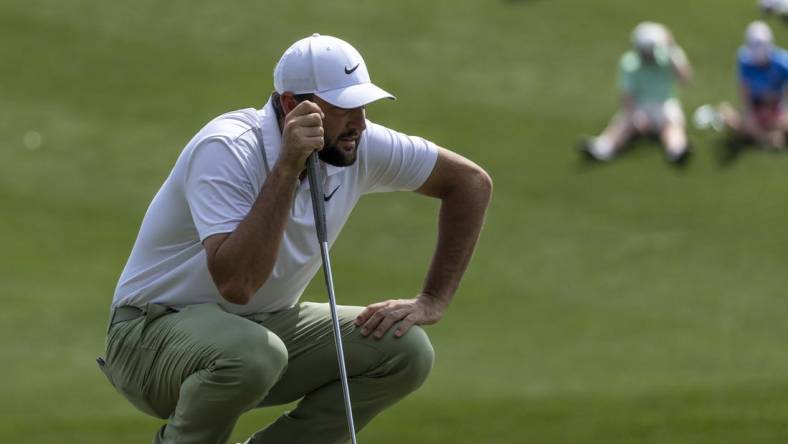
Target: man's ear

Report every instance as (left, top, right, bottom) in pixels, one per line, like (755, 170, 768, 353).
(279, 92, 299, 114)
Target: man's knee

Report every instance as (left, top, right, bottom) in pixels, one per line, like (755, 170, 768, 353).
(383, 325, 435, 392)
(213, 329, 289, 403)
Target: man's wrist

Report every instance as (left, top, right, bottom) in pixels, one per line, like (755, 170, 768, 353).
(417, 291, 450, 308)
(273, 154, 306, 179)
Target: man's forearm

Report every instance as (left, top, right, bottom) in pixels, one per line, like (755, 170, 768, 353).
(668, 46, 691, 83)
(354, 150, 491, 338)
(208, 162, 301, 304)
(420, 173, 492, 306)
(206, 99, 325, 305)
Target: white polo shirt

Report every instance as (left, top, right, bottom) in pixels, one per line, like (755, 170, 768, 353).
(112, 99, 438, 315)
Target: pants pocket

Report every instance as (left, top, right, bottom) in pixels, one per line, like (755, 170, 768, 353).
(106, 342, 167, 418)
(104, 315, 173, 419)
(96, 356, 114, 388)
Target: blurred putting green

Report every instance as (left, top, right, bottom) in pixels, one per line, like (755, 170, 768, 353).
(2, 0, 788, 442)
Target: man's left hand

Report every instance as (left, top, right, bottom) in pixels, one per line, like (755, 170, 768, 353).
(355, 294, 447, 339)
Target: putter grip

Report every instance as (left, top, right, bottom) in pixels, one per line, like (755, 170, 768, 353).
(306, 152, 328, 243)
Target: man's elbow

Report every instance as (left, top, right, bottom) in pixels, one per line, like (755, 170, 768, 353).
(466, 165, 493, 204)
(216, 277, 264, 306)
(206, 254, 272, 306)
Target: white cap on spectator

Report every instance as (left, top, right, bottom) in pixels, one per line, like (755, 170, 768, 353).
(746, 21, 773, 45)
(632, 22, 669, 52)
(745, 21, 773, 64)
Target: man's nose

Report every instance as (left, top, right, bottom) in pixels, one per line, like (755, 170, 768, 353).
(349, 108, 366, 132)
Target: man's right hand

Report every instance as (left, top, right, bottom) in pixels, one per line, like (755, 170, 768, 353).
(280, 100, 325, 173)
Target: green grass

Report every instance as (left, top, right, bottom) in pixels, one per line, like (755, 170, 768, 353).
(3, 0, 788, 442)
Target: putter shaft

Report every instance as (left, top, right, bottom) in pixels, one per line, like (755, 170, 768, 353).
(306, 153, 358, 444)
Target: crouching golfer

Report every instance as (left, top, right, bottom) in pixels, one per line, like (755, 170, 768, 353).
(582, 22, 693, 164)
(98, 34, 492, 444)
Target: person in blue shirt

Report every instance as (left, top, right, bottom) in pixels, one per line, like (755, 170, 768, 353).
(719, 21, 788, 149)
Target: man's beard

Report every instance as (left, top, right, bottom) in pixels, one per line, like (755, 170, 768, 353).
(318, 132, 360, 167)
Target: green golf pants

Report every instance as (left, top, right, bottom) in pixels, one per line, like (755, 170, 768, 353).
(100, 302, 435, 444)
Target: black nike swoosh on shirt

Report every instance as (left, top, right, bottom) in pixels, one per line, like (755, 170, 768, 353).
(324, 185, 341, 202)
(344, 63, 360, 75)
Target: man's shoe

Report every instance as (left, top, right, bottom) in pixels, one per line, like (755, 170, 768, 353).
(668, 142, 692, 166)
(578, 137, 604, 162)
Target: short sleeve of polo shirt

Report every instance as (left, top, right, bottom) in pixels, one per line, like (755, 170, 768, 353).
(777, 50, 788, 82)
(359, 122, 439, 194)
(183, 138, 259, 241)
(669, 46, 689, 69)
(737, 48, 746, 81)
(618, 51, 638, 95)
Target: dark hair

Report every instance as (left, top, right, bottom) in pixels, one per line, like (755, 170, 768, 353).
(271, 91, 315, 119)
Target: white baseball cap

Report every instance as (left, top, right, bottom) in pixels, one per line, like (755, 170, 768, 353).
(746, 20, 773, 46)
(632, 22, 669, 52)
(745, 21, 773, 64)
(273, 34, 395, 109)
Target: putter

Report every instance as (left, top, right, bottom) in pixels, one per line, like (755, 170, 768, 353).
(306, 151, 358, 444)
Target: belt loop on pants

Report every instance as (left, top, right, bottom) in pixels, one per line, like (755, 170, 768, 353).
(110, 305, 145, 325)
(106, 305, 144, 334)
(107, 304, 177, 334)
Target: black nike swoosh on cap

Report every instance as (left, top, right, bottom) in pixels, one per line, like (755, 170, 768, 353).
(324, 185, 341, 202)
(344, 63, 360, 75)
